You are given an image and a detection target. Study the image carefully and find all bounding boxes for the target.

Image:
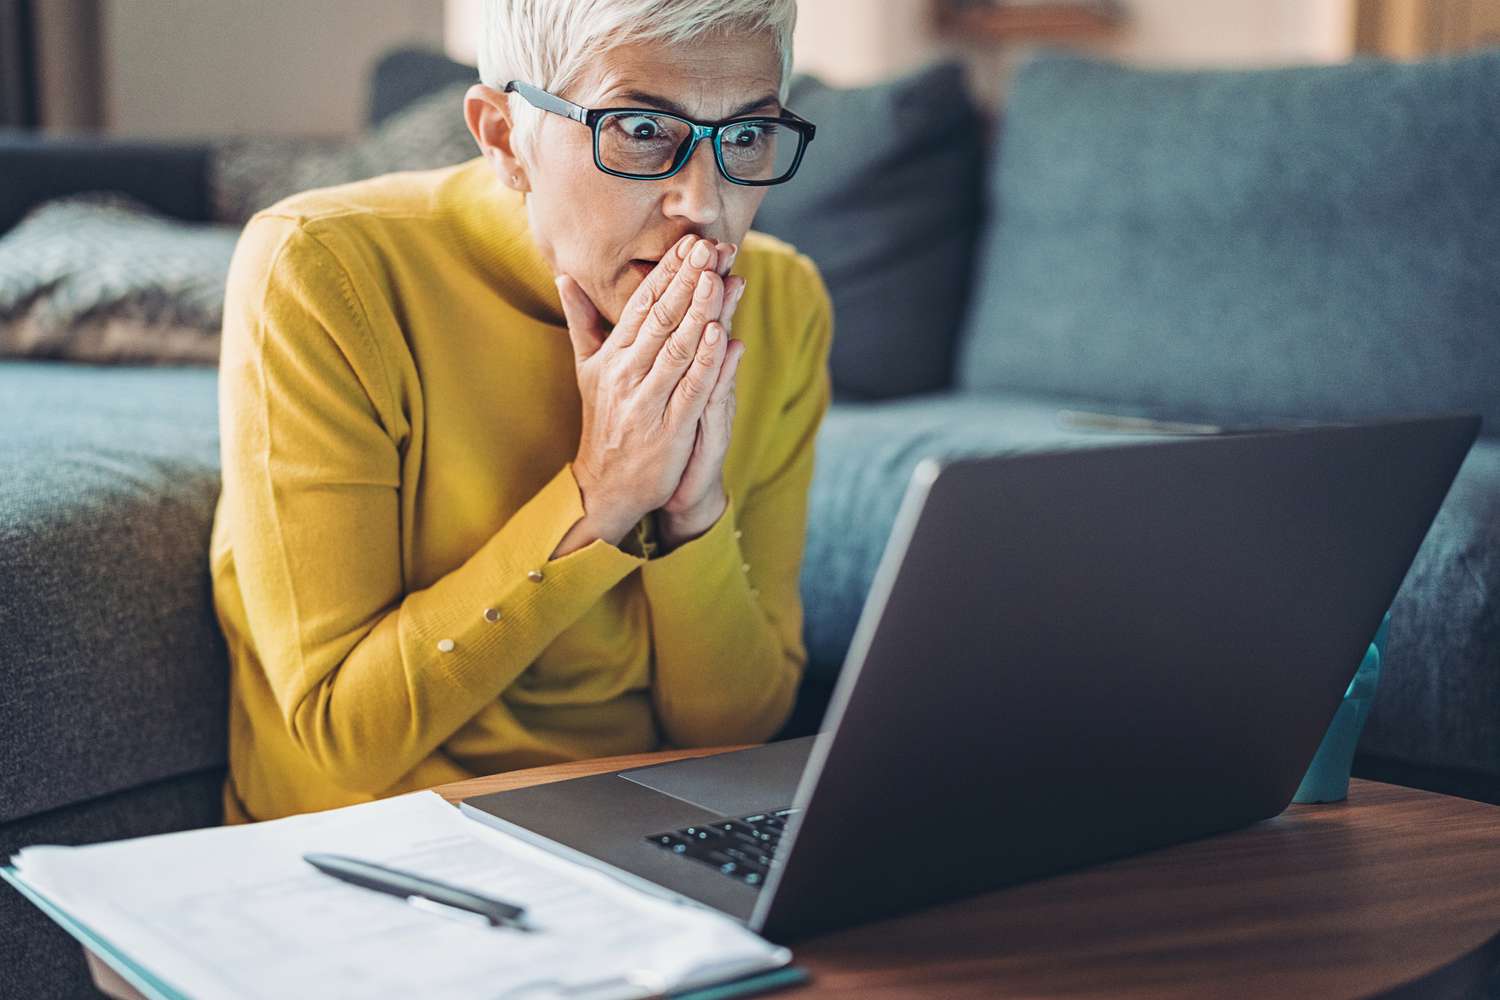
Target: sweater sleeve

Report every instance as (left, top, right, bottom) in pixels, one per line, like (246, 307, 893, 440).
(217, 215, 646, 794)
(638, 257, 834, 747)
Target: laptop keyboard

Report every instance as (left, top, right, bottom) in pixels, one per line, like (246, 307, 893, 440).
(644, 807, 800, 887)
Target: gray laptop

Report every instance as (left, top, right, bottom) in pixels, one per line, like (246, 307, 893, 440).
(461, 414, 1479, 942)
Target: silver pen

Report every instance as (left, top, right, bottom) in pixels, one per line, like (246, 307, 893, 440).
(304, 852, 537, 931)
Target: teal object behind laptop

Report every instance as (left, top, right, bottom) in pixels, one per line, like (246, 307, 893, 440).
(1293, 610, 1392, 804)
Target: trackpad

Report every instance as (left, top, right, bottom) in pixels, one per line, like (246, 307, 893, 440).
(618, 735, 817, 816)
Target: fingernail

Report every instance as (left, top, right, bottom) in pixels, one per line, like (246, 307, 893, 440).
(695, 270, 713, 298)
(676, 235, 693, 259)
(727, 245, 739, 269)
(733, 281, 745, 303)
(689, 240, 712, 267)
(705, 322, 721, 345)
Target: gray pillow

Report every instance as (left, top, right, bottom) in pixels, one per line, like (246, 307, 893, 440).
(955, 49, 1500, 436)
(209, 80, 479, 225)
(753, 61, 985, 401)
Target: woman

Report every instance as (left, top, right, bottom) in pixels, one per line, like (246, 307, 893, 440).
(211, 0, 831, 823)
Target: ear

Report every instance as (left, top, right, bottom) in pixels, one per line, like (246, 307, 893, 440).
(464, 83, 530, 192)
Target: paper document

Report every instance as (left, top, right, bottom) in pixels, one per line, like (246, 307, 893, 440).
(9, 790, 790, 999)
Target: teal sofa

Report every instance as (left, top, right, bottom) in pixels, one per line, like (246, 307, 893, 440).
(3, 47, 1498, 999)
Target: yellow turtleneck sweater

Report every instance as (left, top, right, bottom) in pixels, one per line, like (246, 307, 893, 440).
(210, 156, 832, 824)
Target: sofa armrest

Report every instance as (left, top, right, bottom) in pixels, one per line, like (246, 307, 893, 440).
(0, 128, 212, 235)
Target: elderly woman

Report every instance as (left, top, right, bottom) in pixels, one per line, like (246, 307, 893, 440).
(211, 0, 829, 824)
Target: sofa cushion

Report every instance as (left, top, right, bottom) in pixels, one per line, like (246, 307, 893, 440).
(955, 50, 1500, 436)
(367, 46, 482, 128)
(803, 389, 1500, 786)
(0, 362, 226, 823)
(753, 60, 985, 401)
(1360, 436, 1500, 779)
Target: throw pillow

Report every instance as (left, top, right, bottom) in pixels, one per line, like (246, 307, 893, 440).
(752, 61, 986, 401)
(0, 192, 238, 364)
(209, 80, 479, 225)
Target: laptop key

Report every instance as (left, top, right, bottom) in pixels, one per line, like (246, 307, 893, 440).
(645, 832, 693, 853)
(652, 809, 799, 885)
(722, 847, 770, 874)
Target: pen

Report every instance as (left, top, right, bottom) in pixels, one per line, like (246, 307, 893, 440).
(303, 852, 536, 931)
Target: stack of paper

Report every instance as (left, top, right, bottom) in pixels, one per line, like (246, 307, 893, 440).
(5, 791, 794, 999)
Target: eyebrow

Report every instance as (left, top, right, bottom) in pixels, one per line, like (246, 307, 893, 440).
(607, 89, 782, 119)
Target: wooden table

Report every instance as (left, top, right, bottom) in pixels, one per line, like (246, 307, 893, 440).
(86, 745, 1500, 999)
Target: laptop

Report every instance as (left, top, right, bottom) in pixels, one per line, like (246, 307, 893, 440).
(461, 414, 1479, 942)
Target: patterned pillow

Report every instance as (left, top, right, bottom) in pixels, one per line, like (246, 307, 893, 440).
(0, 79, 483, 364)
(0, 192, 239, 365)
(209, 80, 478, 224)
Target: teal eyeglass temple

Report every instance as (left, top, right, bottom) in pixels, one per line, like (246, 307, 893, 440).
(502, 79, 817, 186)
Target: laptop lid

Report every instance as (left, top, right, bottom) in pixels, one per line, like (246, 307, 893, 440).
(752, 414, 1478, 940)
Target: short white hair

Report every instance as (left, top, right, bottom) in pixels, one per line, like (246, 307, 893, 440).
(477, 0, 797, 162)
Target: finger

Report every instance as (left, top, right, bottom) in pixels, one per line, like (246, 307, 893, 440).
(719, 276, 746, 331)
(630, 237, 718, 376)
(708, 339, 745, 408)
(611, 233, 696, 351)
(646, 266, 724, 397)
(666, 318, 729, 425)
(554, 275, 606, 362)
(715, 242, 737, 277)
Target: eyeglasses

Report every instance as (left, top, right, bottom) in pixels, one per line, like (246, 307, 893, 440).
(503, 80, 816, 186)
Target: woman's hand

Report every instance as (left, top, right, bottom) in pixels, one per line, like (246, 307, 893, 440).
(657, 246, 747, 548)
(556, 234, 744, 546)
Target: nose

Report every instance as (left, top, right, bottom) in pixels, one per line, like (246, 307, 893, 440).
(662, 135, 724, 227)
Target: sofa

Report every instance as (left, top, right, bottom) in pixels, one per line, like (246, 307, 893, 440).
(3, 44, 1498, 999)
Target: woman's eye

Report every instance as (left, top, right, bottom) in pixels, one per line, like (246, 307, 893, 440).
(614, 115, 666, 141)
(727, 126, 761, 146)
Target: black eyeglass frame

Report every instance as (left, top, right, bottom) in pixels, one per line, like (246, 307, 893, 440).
(503, 79, 817, 186)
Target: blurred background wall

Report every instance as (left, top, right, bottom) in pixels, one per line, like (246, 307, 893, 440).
(100, 0, 443, 138)
(450, 0, 1357, 111)
(7, 0, 1500, 138)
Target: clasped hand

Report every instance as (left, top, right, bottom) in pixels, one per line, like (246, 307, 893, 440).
(556, 234, 747, 548)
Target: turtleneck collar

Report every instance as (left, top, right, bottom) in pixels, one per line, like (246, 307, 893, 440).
(441, 156, 567, 329)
